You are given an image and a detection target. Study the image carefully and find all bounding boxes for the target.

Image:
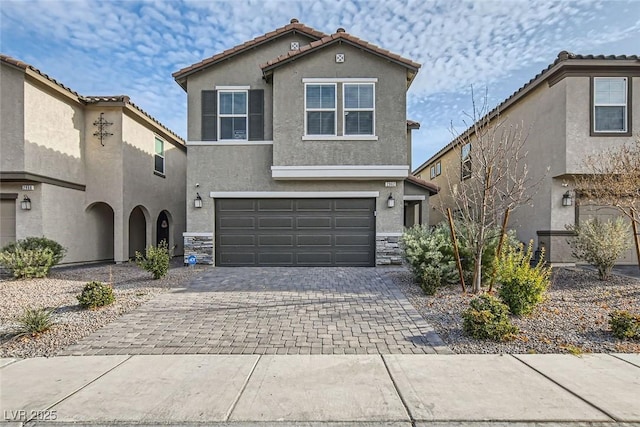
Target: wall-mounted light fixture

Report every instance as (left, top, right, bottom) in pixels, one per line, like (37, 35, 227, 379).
(194, 193, 203, 208)
(387, 193, 395, 208)
(562, 191, 573, 207)
(20, 195, 31, 210)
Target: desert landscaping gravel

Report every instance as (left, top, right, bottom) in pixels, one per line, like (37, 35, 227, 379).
(1, 262, 638, 358)
(0, 261, 205, 358)
(389, 267, 640, 354)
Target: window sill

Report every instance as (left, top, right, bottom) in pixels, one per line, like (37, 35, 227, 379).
(589, 130, 632, 137)
(301, 135, 378, 141)
(154, 171, 166, 178)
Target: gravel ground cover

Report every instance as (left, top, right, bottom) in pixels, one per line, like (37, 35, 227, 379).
(388, 267, 640, 354)
(0, 260, 205, 358)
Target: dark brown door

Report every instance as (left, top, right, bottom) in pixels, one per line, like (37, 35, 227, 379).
(215, 198, 375, 266)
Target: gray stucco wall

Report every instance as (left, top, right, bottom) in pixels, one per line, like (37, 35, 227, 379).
(271, 43, 408, 167)
(186, 33, 316, 142)
(0, 63, 25, 172)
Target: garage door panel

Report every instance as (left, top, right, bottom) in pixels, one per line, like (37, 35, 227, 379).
(335, 216, 372, 229)
(258, 199, 294, 211)
(259, 252, 295, 265)
(335, 234, 370, 246)
(219, 235, 255, 246)
(0, 199, 16, 248)
(218, 199, 255, 211)
(297, 217, 332, 229)
(297, 235, 332, 247)
(215, 198, 375, 266)
(259, 235, 294, 247)
(219, 217, 255, 229)
(258, 217, 293, 229)
(296, 199, 332, 211)
(220, 252, 256, 266)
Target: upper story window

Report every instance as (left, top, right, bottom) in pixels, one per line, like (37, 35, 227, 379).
(430, 165, 436, 179)
(436, 161, 441, 176)
(219, 90, 248, 140)
(593, 77, 628, 134)
(154, 137, 165, 175)
(344, 83, 374, 135)
(305, 84, 336, 136)
(461, 143, 471, 180)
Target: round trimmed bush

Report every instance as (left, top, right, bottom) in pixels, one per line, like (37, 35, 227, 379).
(77, 281, 115, 309)
(462, 294, 518, 341)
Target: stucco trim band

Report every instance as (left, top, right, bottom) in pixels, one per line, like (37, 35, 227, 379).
(215, 85, 251, 90)
(187, 140, 274, 146)
(209, 191, 380, 198)
(301, 135, 379, 141)
(403, 195, 426, 201)
(183, 232, 214, 237)
(377, 232, 403, 237)
(0, 172, 86, 191)
(271, 165, 410, 180)
(302, 77, 379, 83)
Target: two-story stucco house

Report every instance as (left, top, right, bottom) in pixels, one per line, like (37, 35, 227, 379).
(414, 52, 640, 264)
(173, 19, 436, 266)
(0, 55, 186, 264)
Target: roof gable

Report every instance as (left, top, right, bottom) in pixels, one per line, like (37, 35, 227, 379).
(260, 28, 421, 86)
(172, 19, 328, 88)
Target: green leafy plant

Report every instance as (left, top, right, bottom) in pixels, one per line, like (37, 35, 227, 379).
(609, 310, 640, 340)
(77, 281, 115, 309)
(16, 306, 55, 336)
(566, 217, 631, 280)
(135, 241, 170, 279)
(0, 246, 55, 278)
(462, 294, 518, 341)
(419, 265, 441, 296)
(497, 241, 551, 315)
(2, 236, 66, 266)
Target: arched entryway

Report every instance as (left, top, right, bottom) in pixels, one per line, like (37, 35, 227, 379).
(129, 206, 148, 258)
(86, 202, 115, 261)
(156, 210, 170, 247)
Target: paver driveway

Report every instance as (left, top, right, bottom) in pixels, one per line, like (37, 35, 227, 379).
(60, 267, 450, 356)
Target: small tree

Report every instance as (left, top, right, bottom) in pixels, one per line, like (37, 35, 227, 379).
(566, 217, 631, 280)
(443, 89, 545, 293)
(574, 136, 640, 267)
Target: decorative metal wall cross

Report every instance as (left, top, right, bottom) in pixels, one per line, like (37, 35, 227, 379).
(93, 112, 113, 146)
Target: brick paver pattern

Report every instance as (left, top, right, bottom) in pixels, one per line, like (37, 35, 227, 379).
(60, 267, 451, 356)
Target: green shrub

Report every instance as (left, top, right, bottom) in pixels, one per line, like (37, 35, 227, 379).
(135, 241, 170, 279)
(77, 281, 115, 308)
(609, 310, 640, 340)
(462, 294, 518, 341)
(497, 241, 551, 315)
(566, 218, 631, 280)
(16, 306, 55, 336)
(0, 246, 55, 278)
(1, 236, 66, 266)
(419, 266, 441, 295)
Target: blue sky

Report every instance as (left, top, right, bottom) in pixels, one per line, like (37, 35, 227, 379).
(1, 0, 639, 169)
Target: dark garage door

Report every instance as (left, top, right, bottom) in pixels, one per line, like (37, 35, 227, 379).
(215, 198, 375, 266)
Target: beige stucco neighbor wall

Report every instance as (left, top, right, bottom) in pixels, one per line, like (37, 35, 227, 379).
(0, 63, 25, 172)
(122, 111, 186, 256)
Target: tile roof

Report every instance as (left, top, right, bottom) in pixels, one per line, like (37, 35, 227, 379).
(413, 51, 640, 174)
(1, 54, 184, 145)
(405, 175, 439, 194)
(172, 18, 328, 82)
(407, 120, 420, 129)
(260, 27, 421, 73)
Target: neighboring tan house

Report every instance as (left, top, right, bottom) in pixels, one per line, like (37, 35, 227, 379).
(0, 55, 186, 264)
(414, 51, 640, 264)
(173, 19, 437, 266)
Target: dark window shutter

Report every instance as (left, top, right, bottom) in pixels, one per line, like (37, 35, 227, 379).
(248, 89, 264, 141)
(202, 90, 217, 141)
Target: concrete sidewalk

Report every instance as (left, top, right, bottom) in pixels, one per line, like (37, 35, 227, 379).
(1, 353, 639, 426)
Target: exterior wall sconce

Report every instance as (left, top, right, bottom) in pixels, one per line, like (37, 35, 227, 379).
(387, 193, 395, 208)
(194, 193, 203, 208)
(20, 195, 32, 210)
(562, 191, 573, 207)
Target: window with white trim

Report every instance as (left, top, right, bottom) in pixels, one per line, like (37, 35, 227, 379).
(344, 83, 374, 135)
(593, 77, 628, 133)
(154, 137, 165, 175)
(430, 165, 436, 179)
(219, 90, 248, 140)
(305, 84, 336, 136)
(436, 161, 441, 176)
(461, 143, 471, 180)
